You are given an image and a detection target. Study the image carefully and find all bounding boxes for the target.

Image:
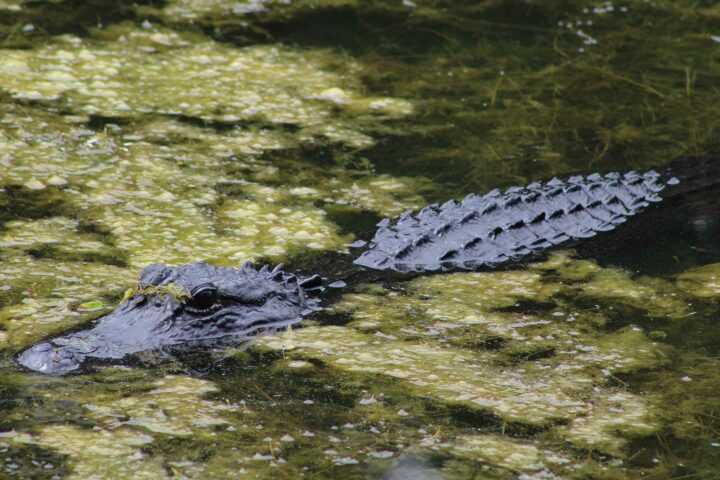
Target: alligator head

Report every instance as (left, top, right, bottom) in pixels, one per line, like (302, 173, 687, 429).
(18, 261, 323, 375)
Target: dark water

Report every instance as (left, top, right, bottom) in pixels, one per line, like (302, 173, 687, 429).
(1, 0, 720, 478)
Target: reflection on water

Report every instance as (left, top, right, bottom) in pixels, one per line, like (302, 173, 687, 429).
(1, 0, 720, 478)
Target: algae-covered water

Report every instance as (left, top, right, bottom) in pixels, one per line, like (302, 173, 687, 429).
(1, 0, 720, 478)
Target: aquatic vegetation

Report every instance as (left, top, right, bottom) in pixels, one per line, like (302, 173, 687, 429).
(534, 251, 690, 319)
(162, 0, 720, 194)
(0, 20, 427, 266)
(0, 375, 234, 479)
(0, 216, 136, 349)
(1, 0, 720, 477)
(0, 257, 134, 350)
(133, 118, 431, 217)
(0, 107, 346, 267)
(0, 0, 22, 11)
(147, 0, 351, 21)
(0, 25, 411, 145)
(1, 252, 705, 478)
(257, 324, 657, 431)
(261, 256, 667, 435)
(676, 262, 720, 299)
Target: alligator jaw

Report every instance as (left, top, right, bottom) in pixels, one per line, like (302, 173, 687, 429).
(17, 261, 322, 375)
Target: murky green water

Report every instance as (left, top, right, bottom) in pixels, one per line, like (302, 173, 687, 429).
(1, 0, 720, 478)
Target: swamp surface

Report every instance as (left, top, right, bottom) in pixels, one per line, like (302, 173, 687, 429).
(1, 0, 720, 478)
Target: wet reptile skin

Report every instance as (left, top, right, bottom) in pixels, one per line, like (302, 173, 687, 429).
(18, 164, 705, 375)
(354, 170, 672, 272)
(18, 261, 322, 375)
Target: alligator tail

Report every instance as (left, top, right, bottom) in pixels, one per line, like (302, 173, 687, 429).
(353, 153, 720, 274)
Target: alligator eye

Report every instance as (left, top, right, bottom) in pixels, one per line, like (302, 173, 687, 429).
(187, 283, 218, 312)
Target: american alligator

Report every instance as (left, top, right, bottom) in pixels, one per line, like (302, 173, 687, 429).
(17, 155, 720, 374)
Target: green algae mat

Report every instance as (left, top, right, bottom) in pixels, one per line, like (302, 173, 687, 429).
(2, 0, 720, 478)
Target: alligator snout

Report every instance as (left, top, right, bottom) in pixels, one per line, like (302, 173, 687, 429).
(17, 261, 322, 375)
(18, 341, 87, 375)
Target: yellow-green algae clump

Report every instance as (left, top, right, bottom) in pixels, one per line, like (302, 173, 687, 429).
(0, 105, 424, 267)
(0, 375, 237, 480)
(0, 26, 411, 146)
(0, 22, 423, 266)
(0, 0, 22, 11)
(254, 255, 678, 461)
(676, 262, 720, 299)
(0, 217, 135, 350)
(150, 0, 337, 21)
(1, 106, 339, 268)
(0, 22, 427, 271)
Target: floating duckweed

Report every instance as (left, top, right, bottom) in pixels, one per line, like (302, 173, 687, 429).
(0, 26, 412, 145)
(559, 391, 657, 456)
(121, 283, 191, 303)
(308, 174, 430, 216)
(255, 325, 655, 433)
(577, 269, 687, 319)
(335, 258, 667, 374)
(336, 269, 562, 349)
(676, 263, 720, 299)
(218, 193, 348, 259)
(0, 107, 349, 267)
(450, 435, 560, 474)
(147, 0, 438, 28)
(23, 179, 46, 190)
(0, 376, 238, 479)
(0, 255, 135, 350)
(82, 376, 237, 435)
(132, 118, 430, 216)
(1, 100, 426, 266)
(150, 0, 357, 23)
(266, 255, 684, 459)
(0, 217, 116, 261)
(133, 118, 289, 157)
(0, 426, 165, 480)
(0, 217, 136, 350)
(0, 0, 23, 11)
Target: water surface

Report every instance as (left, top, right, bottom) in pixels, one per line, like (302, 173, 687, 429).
(1, 0, 720, 478)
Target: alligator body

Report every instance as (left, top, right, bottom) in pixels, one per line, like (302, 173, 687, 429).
(354, 170, 671, 272)
(15, 164, 708, 374)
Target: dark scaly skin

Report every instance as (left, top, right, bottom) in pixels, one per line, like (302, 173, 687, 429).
(18, 261, 322, 375)
(354, 170, 673, 272)
(20, 159, 718, 375)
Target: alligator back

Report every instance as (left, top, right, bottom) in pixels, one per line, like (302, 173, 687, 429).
(353, 170, 672, 273)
